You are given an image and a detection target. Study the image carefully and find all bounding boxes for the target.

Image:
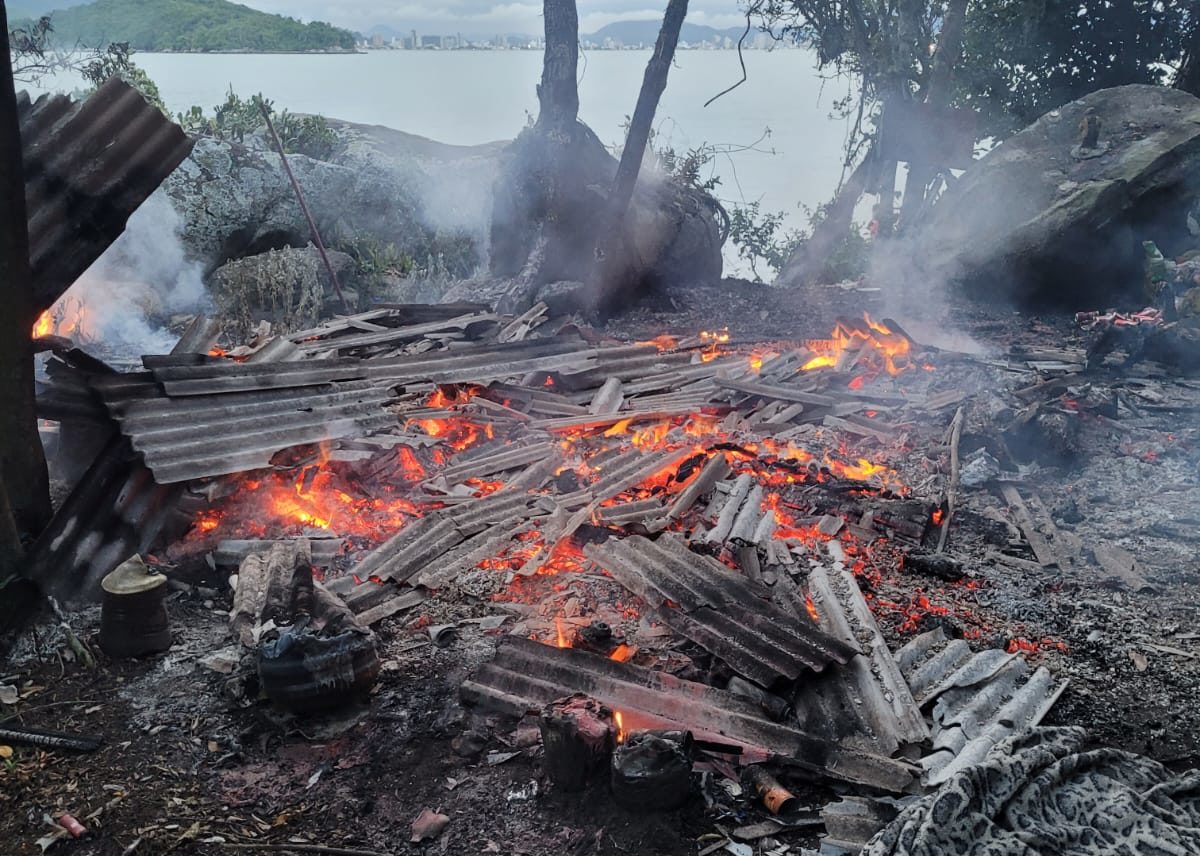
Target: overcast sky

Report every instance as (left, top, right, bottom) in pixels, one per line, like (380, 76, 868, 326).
(236, 1, 748, 36)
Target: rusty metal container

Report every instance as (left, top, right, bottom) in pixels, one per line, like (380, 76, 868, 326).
(98, 555, 172, 658)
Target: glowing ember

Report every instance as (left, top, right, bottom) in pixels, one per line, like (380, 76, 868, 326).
(804, 593, 820, 622)
(699, 327, 731, 362)
(802, 313, 914, 378)
(640, 333, 679, 351)
(931, 508, 945, 526)
(187, 464, 423, 543)
(609, 644, 634, 662)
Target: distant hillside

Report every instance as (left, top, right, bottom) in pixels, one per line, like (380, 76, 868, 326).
(585, 20, 744, 45)
(36, 0, 357, 52)
(365, 23, 404, 40)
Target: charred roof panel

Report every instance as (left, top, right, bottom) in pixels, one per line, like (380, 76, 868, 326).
(461, 635, 916, 792)
(19, 77, 195, 313)
(583, 534, 859, 686)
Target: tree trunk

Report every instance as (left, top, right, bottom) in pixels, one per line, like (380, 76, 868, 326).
(775, 149, 874, 287)
(538, 0, 579, 129)
(0, 3, 51, 539)
(898, 0, 969, 230)
(1177, 19, 1200, 97)
(587, 0, 690, 315)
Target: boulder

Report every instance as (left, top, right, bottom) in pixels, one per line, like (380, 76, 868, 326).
(161, 136, 430, 275)
(914, 85, 1200, 306)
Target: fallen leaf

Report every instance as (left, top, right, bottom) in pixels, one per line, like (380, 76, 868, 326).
(0, 684, 17, 705)
(1130, 650, 1149, 672)
(0, 746, 12, 759)
(410, 807, 449, 843)
(486, 750, 520, 766)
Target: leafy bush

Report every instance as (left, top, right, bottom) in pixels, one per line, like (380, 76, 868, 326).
(728, 202, 800, 281)
(337, 232, 480, 307)
(79, 41, 167, 113)
(176, 89, 339, 161)
(729, 201, 868, 285)
(274, 110, 337, 162)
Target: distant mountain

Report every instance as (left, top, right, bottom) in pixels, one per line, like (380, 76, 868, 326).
(29, 0, 357, 52)
(585, 20, 745, 46)
(364, 23, 404, 40)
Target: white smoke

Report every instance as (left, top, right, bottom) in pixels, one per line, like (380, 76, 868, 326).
(48, 191, 211, 359)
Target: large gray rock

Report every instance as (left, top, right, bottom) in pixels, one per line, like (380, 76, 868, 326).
(162, 135, 430, 275)
(915, 85, 1200, 306)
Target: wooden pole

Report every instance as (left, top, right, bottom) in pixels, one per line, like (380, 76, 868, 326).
(588, 0, 689, 314)
(0, 1, 51, 537)
(257, 99, 350, 314)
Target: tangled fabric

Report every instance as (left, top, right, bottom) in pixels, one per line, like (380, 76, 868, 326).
(865, 727, 1200, 856)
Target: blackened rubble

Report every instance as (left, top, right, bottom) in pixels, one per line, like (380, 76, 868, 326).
(3, 290, 1119, 851)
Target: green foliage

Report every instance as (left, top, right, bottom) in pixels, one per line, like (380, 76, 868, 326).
(728, 202, 801, 281)
(338, 235, 414, 304)
(176, 89, 339, 161)
(337, 231, 480, 305)
(274, 110, 337, 162)
(757, 0, 1193, 141)
(8, 14, 116, 84)
(616, 115, 723, 193)
(956, 0, 1190, 137)
(729, 200, 867, 284)
(79, 42, 167, 113)
(658, 143, 723, 193)
(36, 0, 356, 53)
(406, 231, 480, 281)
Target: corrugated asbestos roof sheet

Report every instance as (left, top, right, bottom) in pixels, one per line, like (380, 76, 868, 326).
(19, 77, 195, 314)
(798, 562, 929, 755)
(896, 627, 1068, 786)
(461, 636, 917, 793)
(92, 374, 400, 483)
(583, 534, 859, 686)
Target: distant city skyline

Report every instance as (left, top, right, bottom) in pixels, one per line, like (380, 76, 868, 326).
(234, 1, 750, 40)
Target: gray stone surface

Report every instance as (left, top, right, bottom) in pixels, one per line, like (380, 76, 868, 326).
(914, 84, 1200, 306)
(161, 134, 431, 276)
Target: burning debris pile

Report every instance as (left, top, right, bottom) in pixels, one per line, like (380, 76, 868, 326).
(24, 297, 1081, 851)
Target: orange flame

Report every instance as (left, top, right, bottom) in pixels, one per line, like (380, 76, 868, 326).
(804, 593, 820, 622)
(555, 616, 571, 648)
(32, 311, 52, 338)
(802, 313, 913, 378)
(31, 299, 89, 340)
(613, 711, 626, 744)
